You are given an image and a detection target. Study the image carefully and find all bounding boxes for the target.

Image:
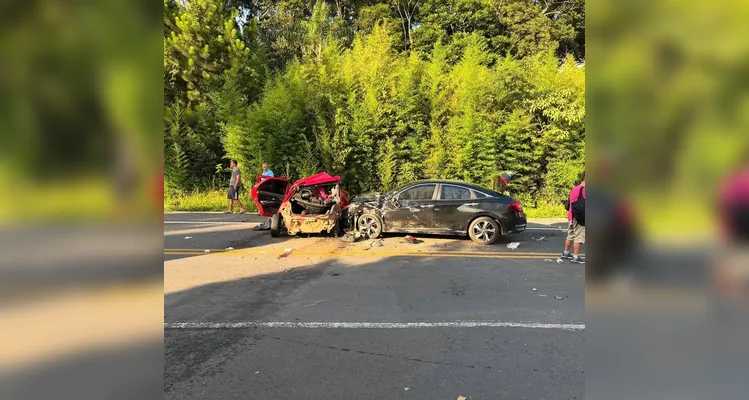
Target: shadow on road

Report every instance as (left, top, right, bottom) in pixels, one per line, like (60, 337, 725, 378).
(164, 251, 585, 399)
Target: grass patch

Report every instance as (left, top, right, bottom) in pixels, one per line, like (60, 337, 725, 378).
(634, 192, 715, 241)
(0, 178, 155, 221)
(524, 202, 567, 219)
(165, 189, 258, 212)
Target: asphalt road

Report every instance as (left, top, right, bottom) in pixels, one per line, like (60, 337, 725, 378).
(164, 213, 583, 399)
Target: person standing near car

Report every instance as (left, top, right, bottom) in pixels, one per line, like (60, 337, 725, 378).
(258, 162, 274, 228)
(562, 172, 585, 263)
(713, 154, 749, 302)
(260, 163, 274, 180)
(226, 159, 246, 214)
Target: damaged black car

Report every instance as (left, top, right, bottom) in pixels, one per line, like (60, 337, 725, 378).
(346, 173, 527, 245)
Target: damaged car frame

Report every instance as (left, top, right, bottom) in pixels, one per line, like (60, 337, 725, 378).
(251, 172, 350, 237)
(346, 173, 526, 245)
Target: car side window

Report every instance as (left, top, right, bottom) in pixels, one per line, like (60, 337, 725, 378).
(474, 191, 487, 199)
(440, 185, 471, 200)
(399, 185, 436, 201)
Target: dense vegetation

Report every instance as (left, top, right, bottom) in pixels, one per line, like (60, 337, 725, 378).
(164, 0, 585, 209)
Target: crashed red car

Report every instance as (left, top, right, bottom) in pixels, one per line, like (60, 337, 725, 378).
(251, 172, 349, 237)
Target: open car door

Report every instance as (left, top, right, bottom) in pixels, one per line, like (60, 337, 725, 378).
(493, 171, 521, 194)
(251, 176, 291, 217)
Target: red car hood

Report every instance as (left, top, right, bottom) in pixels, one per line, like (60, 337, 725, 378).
(291, 172, 341, 189)
(285, 172, 343, 204)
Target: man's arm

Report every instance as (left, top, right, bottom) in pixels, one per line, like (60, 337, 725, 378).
(235, 172, 241, 188)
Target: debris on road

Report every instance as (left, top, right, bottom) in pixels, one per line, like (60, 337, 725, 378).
(457, 396, 467, 400)
(204, 249, 211, 253)
(556, 258, 564, 264)
(341, 231, 362, 243)
(506, 242, 520, 250)
(402, 235, 422, 244)
(328, 272, 341, 277)
(184, 236, 192, 239)
(532, 288, 538, 291)
(303, 299, 327, 307)
(554, 295, 565, 300)
(539, 294, 548, 297)
(226, 247, 234, 250)
(404, 388, 409, 391)
(255, 371, 259, 374)
(544, 259, 554, 262)
(278, 248, 293, 259)
(253, 220, 271, 231)
(369, 239, 384, 248)
(532, 236, 546, 241)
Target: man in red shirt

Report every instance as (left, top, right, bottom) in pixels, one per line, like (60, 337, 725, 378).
(561, 172, 585, 263)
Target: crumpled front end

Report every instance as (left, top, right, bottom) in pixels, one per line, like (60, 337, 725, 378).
(280, 202, 343, 235)
(279, 183, 345, 235)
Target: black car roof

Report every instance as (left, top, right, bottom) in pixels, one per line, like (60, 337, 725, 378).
(393, 180, 502, 196)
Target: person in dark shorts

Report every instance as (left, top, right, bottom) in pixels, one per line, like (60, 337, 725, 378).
(225, 159, 246, 214)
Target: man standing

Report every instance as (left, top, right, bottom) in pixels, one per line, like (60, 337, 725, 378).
(258, 162, 274, 229)
(561, 172, 585, 263)
(226, 160, 246, 214)
(261, 163, 274, 179)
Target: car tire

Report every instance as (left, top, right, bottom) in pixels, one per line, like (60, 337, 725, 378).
(270, 213, 282, 237)
(468, 217, 501, 245)
(357, 213, 383, 239)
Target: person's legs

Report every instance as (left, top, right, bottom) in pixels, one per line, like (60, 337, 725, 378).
(573, 242, 582, 256)
(233, 185, 245, 213)
(571, 224, 585, 263)
(562, 221, 575, 258)
(227, 187, 235, 213)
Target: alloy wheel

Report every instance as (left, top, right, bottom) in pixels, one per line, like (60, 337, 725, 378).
(472, 220, 496, 242)
(359, 216, 379, 237)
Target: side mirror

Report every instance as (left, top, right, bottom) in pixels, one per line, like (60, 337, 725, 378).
(389, 197, 400, 208)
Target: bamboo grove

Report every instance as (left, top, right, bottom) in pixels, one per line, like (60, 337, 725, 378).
(164, 0, 585, 208)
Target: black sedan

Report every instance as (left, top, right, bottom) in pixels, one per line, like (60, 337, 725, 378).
(346, 177, 526, 245)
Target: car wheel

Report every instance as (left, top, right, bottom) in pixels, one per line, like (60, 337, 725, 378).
(468, 217, 500, 245)
(270, 213, 282, 237)
(357, 213, 382, 239)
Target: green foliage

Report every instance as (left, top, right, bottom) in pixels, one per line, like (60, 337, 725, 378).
(163, 0, 586, 208)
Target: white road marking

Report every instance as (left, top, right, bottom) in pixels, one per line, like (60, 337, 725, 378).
(165, 321, 584, 331)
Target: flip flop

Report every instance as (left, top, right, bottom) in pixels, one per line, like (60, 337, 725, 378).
(223, 211, 232, 214)
(239, 210, 246, 214)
